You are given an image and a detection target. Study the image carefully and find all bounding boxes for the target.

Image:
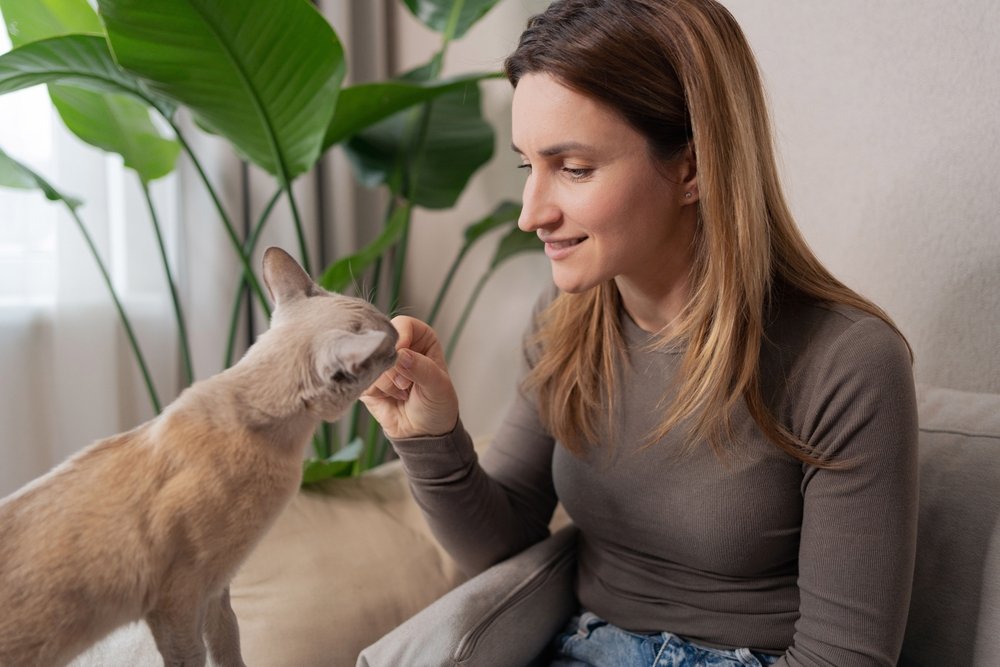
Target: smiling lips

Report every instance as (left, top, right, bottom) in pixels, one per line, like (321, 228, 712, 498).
(542, 235, 587, 259)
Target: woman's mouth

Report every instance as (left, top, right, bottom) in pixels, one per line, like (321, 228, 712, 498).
(544, 236, 586, 260)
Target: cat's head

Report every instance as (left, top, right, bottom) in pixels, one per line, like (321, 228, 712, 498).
(260, 247, 398, 421)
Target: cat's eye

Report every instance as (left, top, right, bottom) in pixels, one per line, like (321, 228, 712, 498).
(332, 370, 355, 383)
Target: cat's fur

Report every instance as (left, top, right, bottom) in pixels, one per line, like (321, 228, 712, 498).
(0, 247, 398, 667)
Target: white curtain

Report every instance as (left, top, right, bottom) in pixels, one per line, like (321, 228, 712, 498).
(0, 98, 180, 495)
(0, 2, 391, 497)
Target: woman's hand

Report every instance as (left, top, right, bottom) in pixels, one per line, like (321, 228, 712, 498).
(360, 316, 459, 439)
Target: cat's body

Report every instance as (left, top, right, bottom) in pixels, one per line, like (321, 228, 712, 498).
(0, 247, 397, 667)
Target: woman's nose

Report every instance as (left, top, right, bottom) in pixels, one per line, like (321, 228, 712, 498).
(518, 174, 561, 232)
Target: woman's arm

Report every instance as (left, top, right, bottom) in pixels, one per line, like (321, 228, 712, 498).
(389, 389, 558, 576)
(777, 317, 919, 666)
(362, 297, 559, 576)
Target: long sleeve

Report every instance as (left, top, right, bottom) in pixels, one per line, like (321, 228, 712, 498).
(389, 292, 560, 577)
(389, 391, 557, 576)
(776, 317, 919, 666)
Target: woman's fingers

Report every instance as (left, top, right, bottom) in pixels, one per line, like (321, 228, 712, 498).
(365, 368, 408, 401)
(391, 316, 446, 367)
(394, 349, 447, 397)
(363, 317, 458, 438)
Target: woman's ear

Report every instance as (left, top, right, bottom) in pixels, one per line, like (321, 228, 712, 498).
(679, 144, 698, 204)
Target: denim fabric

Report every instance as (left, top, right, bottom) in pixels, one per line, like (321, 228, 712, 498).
(549, 612, 781, 667)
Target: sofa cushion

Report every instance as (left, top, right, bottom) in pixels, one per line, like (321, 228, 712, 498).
(231, 459, 464, 666)
(899, 385, 1000, 666)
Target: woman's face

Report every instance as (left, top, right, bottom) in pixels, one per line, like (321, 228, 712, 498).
(512, 73, 697, 301)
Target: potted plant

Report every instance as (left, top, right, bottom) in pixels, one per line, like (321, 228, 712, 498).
(0, 0, 541, 482)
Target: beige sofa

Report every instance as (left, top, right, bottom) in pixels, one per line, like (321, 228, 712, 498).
(73, 384, 1000, 666)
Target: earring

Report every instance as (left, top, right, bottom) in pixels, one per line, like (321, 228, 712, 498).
(685, 192, 693, 199)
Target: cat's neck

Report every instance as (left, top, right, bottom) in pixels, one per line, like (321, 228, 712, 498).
(181, 333, 318, 445)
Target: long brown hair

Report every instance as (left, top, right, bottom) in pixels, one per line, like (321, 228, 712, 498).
(505, 0, 909, 465)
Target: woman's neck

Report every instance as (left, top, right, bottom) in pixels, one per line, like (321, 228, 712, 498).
(614, 241, 694, 334)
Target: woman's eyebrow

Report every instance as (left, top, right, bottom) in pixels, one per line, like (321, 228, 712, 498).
(510, 141, 595, 157)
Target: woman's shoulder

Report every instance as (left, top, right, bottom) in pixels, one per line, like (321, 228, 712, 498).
(768, 293, 907, 360)
(763, 293, 913, 403)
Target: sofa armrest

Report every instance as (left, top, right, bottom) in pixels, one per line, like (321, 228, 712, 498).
(900, 385, 1000, 666)
(358, 525, 579, 667)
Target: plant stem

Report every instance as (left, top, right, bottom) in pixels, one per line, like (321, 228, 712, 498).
(224, 187, 283, 368)
(167, 119, 271, 317)
(427, 243, 469, 327)
(439, 0, 466, 63)
(140, 180, 194, 386)
(445, 267, 492, 363)
(356, 417, 382, 475)
(67, 205, 161, 412)
(353, 1, 467, 475)
(391, 2, 463, 315)
(284, 186, 312, 276)
(388, 205, 412, 316)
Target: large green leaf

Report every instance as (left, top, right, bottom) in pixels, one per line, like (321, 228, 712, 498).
(0, 0, 102, 44)
(323, 71, 497, 150)
(0, 35, 176, 114)
(0, 146, 81, 207)
(96, 0, 345, 182)
(402, 0, 503, 40)
(343, 81, 494, 210)
(319, 203, 411, 293)
(52, 87, 180, 181)
(1, 0, 179, 182)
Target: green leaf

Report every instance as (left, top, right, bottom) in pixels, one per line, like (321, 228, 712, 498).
(301, 438, 363, 485)
(0, 34, 129, 95)
(319, 203, 411, 293)
(0, 0, 103, 46)
(464, 200, 521, 245)
(51, 86, 180, 182)
(323, 72, 497, 150)
(0, 36, 180, 181)
(402, 0, 503, 40)
(96, 0, 345, 181)
(343, 82, 494, 210)
(490, 225, 544, 270)
(0, 146, 81, 208)
(0, 35, 174, 116)
(1, 0, 178, 183)
(0, 149, 35, 190)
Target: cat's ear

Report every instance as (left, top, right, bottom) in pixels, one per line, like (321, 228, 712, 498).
(314, 330, 388, 384)
(262, 247, 317, 305)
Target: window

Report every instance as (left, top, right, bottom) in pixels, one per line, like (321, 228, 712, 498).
(0, 29, 58, 303)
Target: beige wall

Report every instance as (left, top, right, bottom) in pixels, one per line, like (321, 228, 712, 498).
(393, 1, 1000, 438)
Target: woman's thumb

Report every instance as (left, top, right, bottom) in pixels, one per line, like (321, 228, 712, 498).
(396, 348, 452, 397)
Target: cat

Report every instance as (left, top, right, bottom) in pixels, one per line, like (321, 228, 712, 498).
(0, 246, 398, 667)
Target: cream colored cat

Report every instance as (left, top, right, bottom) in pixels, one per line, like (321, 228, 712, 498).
(0, 247, 398, 667)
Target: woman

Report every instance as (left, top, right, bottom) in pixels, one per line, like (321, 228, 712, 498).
(362, 1, 918, 665)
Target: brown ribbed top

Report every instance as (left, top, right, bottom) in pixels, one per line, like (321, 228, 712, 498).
(392, 289, 918, 666)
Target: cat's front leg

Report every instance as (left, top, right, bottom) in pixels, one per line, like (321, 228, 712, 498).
(146, 597, 209, 667)
(204, 586, 246, 667)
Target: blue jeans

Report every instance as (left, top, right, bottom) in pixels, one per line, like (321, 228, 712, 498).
(549, 612, 781, 667)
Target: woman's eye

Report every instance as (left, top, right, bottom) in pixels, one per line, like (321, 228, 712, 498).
(517, 163, 532, 173)
(562, 167, 593, 180)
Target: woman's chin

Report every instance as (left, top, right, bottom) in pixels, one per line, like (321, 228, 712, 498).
(551, 268, 599, 295)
